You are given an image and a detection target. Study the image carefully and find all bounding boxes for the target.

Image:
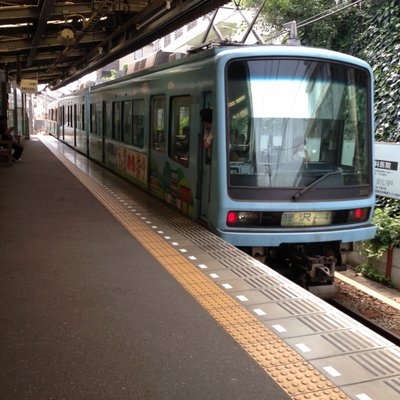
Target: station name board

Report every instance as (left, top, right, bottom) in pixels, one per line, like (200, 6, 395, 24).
(375, 142, 400, 200)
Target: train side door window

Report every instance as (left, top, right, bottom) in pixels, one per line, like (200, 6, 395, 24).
(80, 104, 85, 130)
(76, 104, 82, 130)
(132, 99, 144, 148)
(105, 102, 112, 138)
(113, 101, 122, 141)
(122, 100, 133, 145)
(170, 96, 190, 167)
(151, 96, 166, 152)
(95, 102, 102, 137)
(90, 103, 96, 134)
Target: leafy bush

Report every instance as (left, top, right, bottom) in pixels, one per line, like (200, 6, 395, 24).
(355, 264, 394, 287)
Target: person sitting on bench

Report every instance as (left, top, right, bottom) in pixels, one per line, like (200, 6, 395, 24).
(0, 115, 23, 162)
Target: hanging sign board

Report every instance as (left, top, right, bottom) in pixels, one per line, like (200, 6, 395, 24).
(20, 79, 38, 93)
(375, 142, 400, 200)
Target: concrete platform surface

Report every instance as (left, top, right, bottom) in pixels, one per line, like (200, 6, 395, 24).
(0, 138, 288, 400)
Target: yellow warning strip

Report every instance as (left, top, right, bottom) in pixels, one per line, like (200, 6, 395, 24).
(45, 139, 349, 400)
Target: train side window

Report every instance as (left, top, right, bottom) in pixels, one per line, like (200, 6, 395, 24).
(105, 102, 112, 138)
(90, 103, 96, 134)
(76, 104, 81, 130)
(81, 104, 85, 130)
(122, 100, 133, 145)
(170, 96, 190, 167)
(133, 99, 144, 148)
(95, 102, 102, 137)
(151, 96, 166, 152)
(113, 101, 121, 141)
(67, 105, 72, 127)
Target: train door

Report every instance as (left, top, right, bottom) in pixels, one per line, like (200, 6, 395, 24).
(101, 101, 106, 163)
(73, 103, 77, 147)
(199, 92, 213, 221)
(59, 105, 64, 140)
(149, 95, 167, 195)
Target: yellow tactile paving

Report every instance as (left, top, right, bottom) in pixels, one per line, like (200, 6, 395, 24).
(44, 138, 350, 399)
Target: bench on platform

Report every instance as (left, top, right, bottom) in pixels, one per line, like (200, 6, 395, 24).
(0, 140, 13, 163)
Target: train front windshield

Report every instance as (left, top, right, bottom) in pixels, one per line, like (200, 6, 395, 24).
(226, 58, 372, 196)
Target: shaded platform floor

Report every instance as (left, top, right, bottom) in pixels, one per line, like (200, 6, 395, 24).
(0, 137, 288, 399)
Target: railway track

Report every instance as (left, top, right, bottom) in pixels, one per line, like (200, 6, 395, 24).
(330, 279, 400, 346)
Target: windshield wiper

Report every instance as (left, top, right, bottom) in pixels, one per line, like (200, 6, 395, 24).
(292, 169, 343, 201)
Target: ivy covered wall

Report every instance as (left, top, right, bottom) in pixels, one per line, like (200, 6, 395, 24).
(350, 0, 400, 143)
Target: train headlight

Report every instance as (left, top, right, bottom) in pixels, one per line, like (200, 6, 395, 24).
(227, 211, 260, 226)
(347, 208, 370, 223)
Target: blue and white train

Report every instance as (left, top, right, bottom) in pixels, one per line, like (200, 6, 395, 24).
(47, 42, 376, 296)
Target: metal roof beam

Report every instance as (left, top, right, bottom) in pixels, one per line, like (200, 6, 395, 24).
(26, 0, 56, 67)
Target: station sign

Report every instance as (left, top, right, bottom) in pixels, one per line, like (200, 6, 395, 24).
(20, 78, 38, 93)
(375, 142, 400, 200)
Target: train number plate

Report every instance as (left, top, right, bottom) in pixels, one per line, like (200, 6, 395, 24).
(281, 211, 332, 227)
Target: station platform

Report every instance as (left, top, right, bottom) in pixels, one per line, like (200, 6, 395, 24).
(1, 135, 400, 400)
(0, 137, 289, 399)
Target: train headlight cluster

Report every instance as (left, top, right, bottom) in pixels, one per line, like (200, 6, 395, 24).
(226, 208, 371, 228)
(347, 208, 370, 223)
(227, 211, 260, 225)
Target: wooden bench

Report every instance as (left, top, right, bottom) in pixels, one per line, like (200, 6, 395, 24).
(0, 140, 13, 163)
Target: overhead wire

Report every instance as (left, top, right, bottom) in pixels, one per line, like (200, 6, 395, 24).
(262, 0, 366, 43)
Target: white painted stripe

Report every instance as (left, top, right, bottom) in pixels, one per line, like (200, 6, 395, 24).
(323, 366, 341, 377)
(295, 343, 311, 353)
(272, 325, 287, 333)
(356, 394, 373, 400)
(222, 283, 233, 289)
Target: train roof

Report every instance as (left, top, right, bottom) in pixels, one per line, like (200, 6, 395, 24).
(70, 42, 371, 94)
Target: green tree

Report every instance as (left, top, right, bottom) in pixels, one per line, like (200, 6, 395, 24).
(240, 0, 359, 49)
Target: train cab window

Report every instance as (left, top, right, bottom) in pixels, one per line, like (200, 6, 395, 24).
(105, 102, 112, 138)
(226, 58, 371, 193)
(169, 96, 190, 167)
(113, 101, 122, 141)
(151, 96, 166, 152)
(132, 99, 144, 148)
(122, 100, 133, 145)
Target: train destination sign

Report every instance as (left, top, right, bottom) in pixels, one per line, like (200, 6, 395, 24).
(375, 142, 400, 200)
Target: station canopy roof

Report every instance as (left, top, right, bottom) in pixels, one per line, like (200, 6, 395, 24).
(0, 0, 228, 90)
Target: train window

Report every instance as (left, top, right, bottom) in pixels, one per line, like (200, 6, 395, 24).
(77, 104, 85, 131)
(226, 58, 371, 191)
(67, 105, 72, 127)
(122, 100, 132, 145)
(113, 101, 122, 141)
(95, 102, 102, 137)
(170, 96, 190, 167)
(151, 96, 166, 152)
(132, 99, 144, 148)
(90, 103, 96, 134)
(76, 104, 82, 130)
(105, 102, 112, 138)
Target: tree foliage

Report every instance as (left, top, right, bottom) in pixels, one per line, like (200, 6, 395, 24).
(349, 0, 400, 143)
(239, 0, 400, 211)
(240, 0, 359, 49)
(240, 0, 400, 143)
